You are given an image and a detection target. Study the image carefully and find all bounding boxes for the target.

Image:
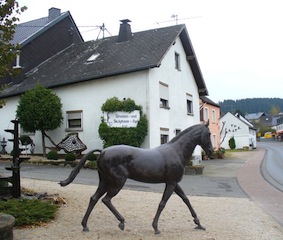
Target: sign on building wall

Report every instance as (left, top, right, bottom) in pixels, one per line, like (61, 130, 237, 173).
(104, 110, 140, 128)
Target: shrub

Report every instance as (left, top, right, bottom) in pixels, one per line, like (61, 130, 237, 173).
(0, 198, 59, 227)
(64, 153, 76, 161)
(229, 136, 236, 149)
(46, 150, 58, 160)
(86, 161, 97, 170)
(0, 180, 8, 195)
(19, 135, 33, 145)
(99, 97, 148, 148)
(87, 153, 97, 161)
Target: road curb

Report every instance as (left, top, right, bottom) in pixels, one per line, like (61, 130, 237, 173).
(237, 148, 283, 226)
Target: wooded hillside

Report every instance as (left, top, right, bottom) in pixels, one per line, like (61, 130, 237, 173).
(219, 98, 283, 115)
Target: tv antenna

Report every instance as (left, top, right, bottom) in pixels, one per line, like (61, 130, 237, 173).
(96, 23, 112, 40)
(171, 14, 178, 24)
(156, 15, 202, 26)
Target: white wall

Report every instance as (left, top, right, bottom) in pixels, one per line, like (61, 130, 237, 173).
(147, 37, 201, 157)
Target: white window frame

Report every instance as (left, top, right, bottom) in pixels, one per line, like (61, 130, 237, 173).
(160, 127, 169, 144)
(175, 129, 181, 136)
(212, 109, 216, 123)
(159, 82, 170, 109)
(66, 110, 83, 131)
(186, 93, 193, 115)
(204, 107, 209, 121)
(212, 134, 217, 148)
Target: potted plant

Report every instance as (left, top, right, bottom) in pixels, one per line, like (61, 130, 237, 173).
(184, 158, 204, 175)
(216, 147, 225, 159)
(201, 150, 209, 160)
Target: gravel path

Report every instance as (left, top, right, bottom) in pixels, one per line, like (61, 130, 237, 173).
(13, 178, 283, 240)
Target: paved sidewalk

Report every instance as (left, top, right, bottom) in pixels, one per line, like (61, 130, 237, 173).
(237, 148, 283, 226)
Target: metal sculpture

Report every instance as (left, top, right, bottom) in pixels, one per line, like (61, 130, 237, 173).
(56, 133, 87, 154)
(60, 122, 213, 234)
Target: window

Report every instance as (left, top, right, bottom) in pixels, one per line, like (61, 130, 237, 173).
(159, 82, 169, 109)
(212, 109, 216, 123)
(175, 52, 181, 71)
(187, 100, 193, 114)
(175, 129, 181, 136)
(160, 128, 169, 144)
(212, 134, 216, 148)
(186, 93, 193, 115)
(161, 134, 168, 144)
(67, 110, 83, 131)
(160, 98, 169, 108)
(86, 53, 100, 63)
(204, 107, 209, 121)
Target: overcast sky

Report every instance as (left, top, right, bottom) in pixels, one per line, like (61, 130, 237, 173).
(16, 0, 283, 103)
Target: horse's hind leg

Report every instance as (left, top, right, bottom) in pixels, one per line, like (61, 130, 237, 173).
(81, 177, 108, 231)
(101, 181, 126, 231)
(174, 183, 205, 230)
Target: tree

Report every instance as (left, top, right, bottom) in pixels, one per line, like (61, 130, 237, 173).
(269, 105, 280, 115)
(0, 0, 26, 77)
(228, 136, 236, 149)
(16, 85, 63, 157)
(0, 0, 27, 106)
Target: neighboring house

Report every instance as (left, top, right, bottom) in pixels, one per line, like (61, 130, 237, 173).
(259, 114, 280, 130)
(0, 20, 209, 161)
(220, 112, 257, 149)
(245, 112, 279, 136)
(245, 112, 266, 123)
(276, 116, 283, 141)
(1, 7, 83, 85)
(199, 96, 220, 150)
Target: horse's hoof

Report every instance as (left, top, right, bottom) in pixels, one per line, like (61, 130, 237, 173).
(194, 225, 206, 230)
(118, 222, 124, 231)
(154, 229, 161, 235)
(83, 227, 89, 232)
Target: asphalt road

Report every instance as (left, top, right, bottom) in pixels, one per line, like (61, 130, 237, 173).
(0, 156, 248, 198)
(258, 141, 283, 192)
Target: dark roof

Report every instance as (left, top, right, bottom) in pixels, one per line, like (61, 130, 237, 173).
(11, 8, 83, 46)
(200, 96, 219, 107)
(1, 24, 208, 98)
(245, 112, 266, 120)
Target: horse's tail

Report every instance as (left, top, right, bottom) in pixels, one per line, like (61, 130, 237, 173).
(59, 149, 102, 187)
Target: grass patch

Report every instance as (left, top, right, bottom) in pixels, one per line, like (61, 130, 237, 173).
(224, 148, 252, 158)
(0, 198, 59, 227)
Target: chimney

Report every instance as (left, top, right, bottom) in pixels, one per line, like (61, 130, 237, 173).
(48, 7, 61, 22)
(117, 19, 132, 42)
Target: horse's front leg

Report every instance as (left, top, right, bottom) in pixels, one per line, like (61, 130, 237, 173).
(174, 183, 205, 230)
(152, 183, 176, 234)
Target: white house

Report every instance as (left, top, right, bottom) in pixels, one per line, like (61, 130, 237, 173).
(0, 20, 209, 161)
(220, 112, 257, 149)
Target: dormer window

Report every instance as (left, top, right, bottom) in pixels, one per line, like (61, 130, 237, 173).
(86, 53, 100, 63)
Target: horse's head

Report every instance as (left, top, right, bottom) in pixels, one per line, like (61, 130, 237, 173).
(200, 120, 214, 157)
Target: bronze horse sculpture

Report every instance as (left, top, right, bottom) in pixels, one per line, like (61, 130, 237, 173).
(60, 122, 213, 234)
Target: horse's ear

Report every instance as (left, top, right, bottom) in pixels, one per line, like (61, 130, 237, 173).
(205, 119, 209, 127)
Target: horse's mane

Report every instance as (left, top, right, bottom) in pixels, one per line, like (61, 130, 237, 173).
(169, 124, 204, 144)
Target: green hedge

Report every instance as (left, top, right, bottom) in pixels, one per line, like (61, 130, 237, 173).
(99, 97, 148, 148)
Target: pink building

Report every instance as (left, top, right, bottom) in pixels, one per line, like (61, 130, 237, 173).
(200, 96, 220, 150)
